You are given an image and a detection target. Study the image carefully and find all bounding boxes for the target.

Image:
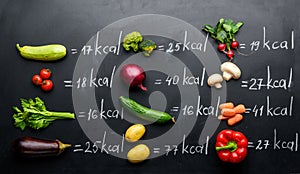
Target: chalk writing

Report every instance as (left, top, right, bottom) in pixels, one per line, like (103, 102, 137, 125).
(75, 66, 116, 89)
(76, 99, 124, 120)
(241, 66, 293, 91)
(249, 27, 294, 51)
(248, 129, 298, 152)
(160, 31, 208, 53)
(162, 67, 206, 86)
(73, 131, 125, 154)
(246, 96, 293, 117)
(182, 95, 220, 117)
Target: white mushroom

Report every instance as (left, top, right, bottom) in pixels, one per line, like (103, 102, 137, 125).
(220, 62, 241, 81)
(207, 73, 223, 88)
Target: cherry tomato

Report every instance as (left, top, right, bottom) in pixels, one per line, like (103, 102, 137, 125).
(231, 41, 239, 49)
(39, 68, 52, 79)
(218, 43, 226, 52)
(41, 80, 53, 92)
(32, 75, 43, 86)
(226, 50, 235, 59)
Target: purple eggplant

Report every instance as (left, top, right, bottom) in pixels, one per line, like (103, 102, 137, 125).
(12, 136, 71, 157)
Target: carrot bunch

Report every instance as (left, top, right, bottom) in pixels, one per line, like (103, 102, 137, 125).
(218, 102, 246, 126)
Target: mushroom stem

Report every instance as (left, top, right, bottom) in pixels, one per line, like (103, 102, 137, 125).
(223, 71, 233, 81)
(215, 83, 222, 89)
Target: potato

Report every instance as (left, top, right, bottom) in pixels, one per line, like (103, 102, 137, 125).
(127, 144, 150, 163)
(125, 124, 146, 142)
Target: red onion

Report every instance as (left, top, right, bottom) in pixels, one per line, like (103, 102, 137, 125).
(120, 64, 147, 91)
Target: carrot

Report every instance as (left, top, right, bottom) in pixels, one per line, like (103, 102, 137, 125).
(227, 114, 243, 126)
(221, 108, 236, 117)
(234, 104, 246, 114)
(218, 115, 229, 120)
(219, 102, 234, 110)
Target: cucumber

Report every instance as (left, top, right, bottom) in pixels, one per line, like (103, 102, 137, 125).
(119, 96, 175, 124)
(16, 44, 66, 61)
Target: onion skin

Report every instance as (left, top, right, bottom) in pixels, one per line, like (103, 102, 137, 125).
(120, 64, 147, 91)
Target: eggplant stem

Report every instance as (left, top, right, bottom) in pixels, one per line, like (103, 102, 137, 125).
(57, 140, 71, 155)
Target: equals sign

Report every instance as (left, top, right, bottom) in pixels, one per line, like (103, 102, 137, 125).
(239, 44, 246, 49)
(245, 108, 251, 114)
(71, 48, 78, 54)
(153, 147, 160, 154)
(158, 45, 165, 51)
(77, 112, 86, 118)
(241, 81, 248, 88)
(170, 106, 179, 112)
(64, 80, 73, 88)
(248, 141, 255, 148)
(73, 144, 84, 152)
(154, 79, 162, 85)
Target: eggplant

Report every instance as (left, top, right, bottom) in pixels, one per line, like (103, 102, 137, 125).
(12, 136, 71, 157)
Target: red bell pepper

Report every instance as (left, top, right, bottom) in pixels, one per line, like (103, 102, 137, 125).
(215, 129, 248, 163)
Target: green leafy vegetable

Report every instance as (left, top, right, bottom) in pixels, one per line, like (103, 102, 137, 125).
(12, 97, 75, 131)
(122, 31, 143, 52)
(202, 18, 243, 50)
(139, 39, 157, 57)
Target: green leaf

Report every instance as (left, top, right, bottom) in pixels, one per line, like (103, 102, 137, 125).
(34, 97, 46, 111)
(232, 22, 243, 33)
(216, 18, 225, 33)
(12, 106, 22, 113)
(12, 97, 74, 131)
(224, 19, 235, 26)
(28, 119, 51, 130)
(223, 24, 232, 33)
(13, 112, 27, 131)
(218, 18, 225, 25)
(20, 98, 29, 109)
(15, 121, 26, 131)
(235, 22, 244, 28)
(202, 25, 215, 34)
(28, 98, 35, 107)
(231, 26, 238, 34)
(203, 18, 244, 47)
(216, 30, 227, 43)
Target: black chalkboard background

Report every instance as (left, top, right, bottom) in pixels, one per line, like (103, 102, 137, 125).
(0, 0, 299, 173)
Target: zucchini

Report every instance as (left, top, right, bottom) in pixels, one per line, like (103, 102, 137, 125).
(16, 43, 66, 61)
(119, 96, 175, 124)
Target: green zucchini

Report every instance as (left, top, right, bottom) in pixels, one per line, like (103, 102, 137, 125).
(16, 44, 66, 61)
(119, 96, 175, 124)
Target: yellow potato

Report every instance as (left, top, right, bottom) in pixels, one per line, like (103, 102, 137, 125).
(127, 144, 150, 163)
(125, 124, 146, 142)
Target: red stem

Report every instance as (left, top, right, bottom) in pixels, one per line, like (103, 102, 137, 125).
(139, 84, 147, 91)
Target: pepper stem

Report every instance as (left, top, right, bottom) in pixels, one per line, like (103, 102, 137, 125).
(216, 141, 237, 152)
